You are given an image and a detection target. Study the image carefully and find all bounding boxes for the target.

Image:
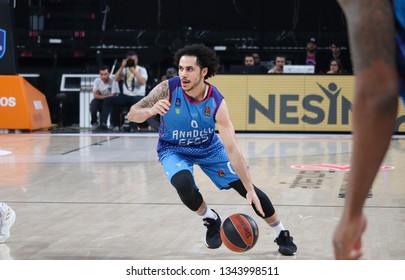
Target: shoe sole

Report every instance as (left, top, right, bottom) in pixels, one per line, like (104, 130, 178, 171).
(278, 247, 297, 256)
(0, 209, 16, 243)
(204, 239, 222, 249)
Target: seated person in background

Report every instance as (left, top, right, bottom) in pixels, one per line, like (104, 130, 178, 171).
(161, 67, 178, 81)
(327, 58, 343, 74)
(229, 54, 267, 74)
(166, 67, 178, 79)
(323, 40, 352, 74)
(303, 37, 322, 73)
(98, 50, 148, 131)
(252, 52, 262, 66)
(252, 52, 269, 72)
(244, 54, 255, 66)
(268, 55, 286, 74)
(90, 65, 118, 128)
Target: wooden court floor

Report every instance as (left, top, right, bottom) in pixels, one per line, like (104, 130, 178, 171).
(1, 131, 405, 260)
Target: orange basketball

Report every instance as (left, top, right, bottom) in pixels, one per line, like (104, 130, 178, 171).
(220, 213, 259, 252)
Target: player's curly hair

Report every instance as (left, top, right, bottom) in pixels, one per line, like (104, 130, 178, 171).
(173, 44, 220, 79)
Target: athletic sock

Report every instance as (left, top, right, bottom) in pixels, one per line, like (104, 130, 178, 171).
(199, 205, 218, 220)
(268, 219, 285, 238)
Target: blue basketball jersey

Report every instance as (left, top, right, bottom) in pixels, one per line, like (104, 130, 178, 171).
(156, 76, 240, 189)
(157, 76, 224, 156)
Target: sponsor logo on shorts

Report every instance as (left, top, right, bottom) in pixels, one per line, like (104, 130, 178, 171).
(217, 170, 225, 176)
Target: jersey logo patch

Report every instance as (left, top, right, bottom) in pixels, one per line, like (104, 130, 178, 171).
(204, 107, 211, 117)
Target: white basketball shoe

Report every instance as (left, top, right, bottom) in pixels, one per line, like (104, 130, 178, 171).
(0, 203, 16, 243)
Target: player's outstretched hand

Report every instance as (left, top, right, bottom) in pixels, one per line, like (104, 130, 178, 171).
(246, 190, 265, 217)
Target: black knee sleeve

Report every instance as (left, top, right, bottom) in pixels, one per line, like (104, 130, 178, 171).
(230, 180, 276, 218)
(170, 170, 203, 211)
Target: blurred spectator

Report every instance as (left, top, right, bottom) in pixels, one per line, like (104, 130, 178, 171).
(160, 67, 178, 82)
(303, 37, 322, 73)
(323, 40, 353, 74)
(252, 52, 261, 66)
(90, 65, 119, 129)
(97, 50, 148, 131)
(166, 67, 178, 79)
(244, 54, 255, 66)
(229, 54, 263, 74)
(252, 52, 269, 73)
(326, 58, 343, 74)
(268, 55, 286, 74)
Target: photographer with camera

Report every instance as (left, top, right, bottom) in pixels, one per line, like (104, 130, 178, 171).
(97, 50, 148, 131)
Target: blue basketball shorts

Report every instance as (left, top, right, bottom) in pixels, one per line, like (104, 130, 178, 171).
(159, 149, 240, 190)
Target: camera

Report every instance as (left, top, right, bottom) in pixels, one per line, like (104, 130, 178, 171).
(125, 59, 135, 68)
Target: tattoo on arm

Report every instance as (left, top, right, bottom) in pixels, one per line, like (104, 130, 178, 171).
(139, 81, 169, 108)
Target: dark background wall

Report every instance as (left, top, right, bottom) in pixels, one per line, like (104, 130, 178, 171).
(107, 0, 345, 32)
(15, 0, 348, 64)
(11, 0, 349, 125)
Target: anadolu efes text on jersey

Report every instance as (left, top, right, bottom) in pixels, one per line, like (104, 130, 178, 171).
(172, 126, 215, 146)
(159, 76, 223, 147)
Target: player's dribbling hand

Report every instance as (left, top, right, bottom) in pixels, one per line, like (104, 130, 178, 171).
(246, 190, 265, 217)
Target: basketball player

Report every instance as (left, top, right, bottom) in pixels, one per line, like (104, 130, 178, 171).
(0, 202, 16, 243)
(333, 0, 405, 259)
(127, 44, 297, 255)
